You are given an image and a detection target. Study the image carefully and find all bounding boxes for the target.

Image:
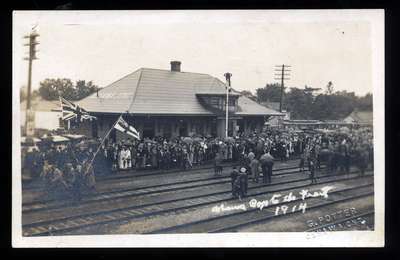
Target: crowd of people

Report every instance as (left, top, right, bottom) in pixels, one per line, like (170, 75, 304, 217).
(21, 126, 374, 201)
(96, 131, 307, 173)
(226, 126, 374, 199)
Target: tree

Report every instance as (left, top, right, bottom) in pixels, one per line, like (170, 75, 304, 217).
(357, 93, 373, 110)
(285, 88, 314, 119)
(75, 80, 99, 99)
(39, 78, 74, 100)
(38, 78, 99, 101)
(325, 81, 334, 95)
(256, 83, 282, 103)
(311, 94, 335, 120)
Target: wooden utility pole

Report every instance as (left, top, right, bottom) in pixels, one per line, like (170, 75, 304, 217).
(23, 30, 39, 136)
(274, 64, 291, 112)
(224, 72, 232, 138)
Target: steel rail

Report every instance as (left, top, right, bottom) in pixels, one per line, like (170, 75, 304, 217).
(22, 164, 307, 213)
(23, 171, 372, 236)
(147, 183, 374, 233)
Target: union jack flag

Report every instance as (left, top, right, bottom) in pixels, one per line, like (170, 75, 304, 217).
(60, 97, 96, 122)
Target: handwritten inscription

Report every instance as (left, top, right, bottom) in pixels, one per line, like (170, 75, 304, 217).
(212, 186, 334, 216)
(248, 186, 334, 215)
(275, 202, 307, 215)
(211, 203, 247, 213)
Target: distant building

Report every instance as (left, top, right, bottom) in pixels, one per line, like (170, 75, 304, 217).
(343, 110, 373, 126)
(261, 101, 288, 126)
(20, 96, 61, 132)
(282, 119, 322, 129)
(77, 61, 283, 140)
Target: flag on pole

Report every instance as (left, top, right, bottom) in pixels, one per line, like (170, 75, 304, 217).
(114, 116, 140, 140)
(60, 97, 96, 122)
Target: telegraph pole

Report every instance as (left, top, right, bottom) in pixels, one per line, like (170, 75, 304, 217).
(274, 64, 291, 113)
(23, 30, 40, 136)
(224, 72, 232, 138)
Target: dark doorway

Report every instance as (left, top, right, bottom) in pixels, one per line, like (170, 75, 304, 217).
(228, 120, 235, 137)
(210, 118, 217, 137)
(143, 119, 155, 139)
(163, 121, 172, 139)
(178, 120, 188, 136)
(91, 120, 98, 138)
(237, 119, 244, 135)
(109, 121, 116, 142)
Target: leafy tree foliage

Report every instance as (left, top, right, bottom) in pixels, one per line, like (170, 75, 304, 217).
(285, 88, 314, 119)
(38, 78, 99, 101)
(256, 83, 282, 102)
(256, 82, 373, 120)
(357, 93, 373, 110)
(325, 81, 334, 95)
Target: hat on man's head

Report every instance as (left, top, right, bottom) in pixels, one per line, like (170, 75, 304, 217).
(240, 167, 246, 173)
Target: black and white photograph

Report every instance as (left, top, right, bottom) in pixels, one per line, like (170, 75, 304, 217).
(12, 10, 385, 247)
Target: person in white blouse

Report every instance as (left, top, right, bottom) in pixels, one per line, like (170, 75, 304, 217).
(125, 146, 132, 169)
(119, 146, 128, 170)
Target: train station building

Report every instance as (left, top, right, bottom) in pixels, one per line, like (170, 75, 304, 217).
(76, 61, 282, 140)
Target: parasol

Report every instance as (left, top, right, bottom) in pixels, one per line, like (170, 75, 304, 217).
(224, 137, 235, 143)
(339, 126, 350, 133)
(193, 137, 203, 143)
(49, 135, 70, 143)
(182, 137, 193, 144)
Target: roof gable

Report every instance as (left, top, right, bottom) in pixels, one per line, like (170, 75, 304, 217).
(78, 67, 283, 116)
(351, 110, 373, 123)
(78, 69, 141, 113)
(127, 68, 213, 114)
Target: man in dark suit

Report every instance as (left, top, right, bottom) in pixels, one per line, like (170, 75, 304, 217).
(230, 166, 239, 198)
(239, 167, 248, 197)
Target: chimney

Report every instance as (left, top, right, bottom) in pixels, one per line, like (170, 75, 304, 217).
(170, 61, 181, 72)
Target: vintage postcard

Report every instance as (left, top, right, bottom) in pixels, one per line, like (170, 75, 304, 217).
(12, 10, 384, 247)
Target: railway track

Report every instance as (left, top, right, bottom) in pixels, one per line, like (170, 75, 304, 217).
(22, 163, 306, 213)
(149, 182, 373, 233)
(22, 170, 372, 236)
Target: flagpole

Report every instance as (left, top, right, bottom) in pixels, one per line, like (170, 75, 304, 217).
(58, 95, 64, 129)
(87, 114, 122, 167)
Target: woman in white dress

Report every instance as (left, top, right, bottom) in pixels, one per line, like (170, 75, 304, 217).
(125, 146, 132, 169)
(119, 147, 127, 170)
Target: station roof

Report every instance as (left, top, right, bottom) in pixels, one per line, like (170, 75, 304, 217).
(78, 67, 282, 116)
(344, 110, 373, 125)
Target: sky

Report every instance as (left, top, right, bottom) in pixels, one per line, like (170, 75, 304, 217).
(13, 10, 379, 96)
